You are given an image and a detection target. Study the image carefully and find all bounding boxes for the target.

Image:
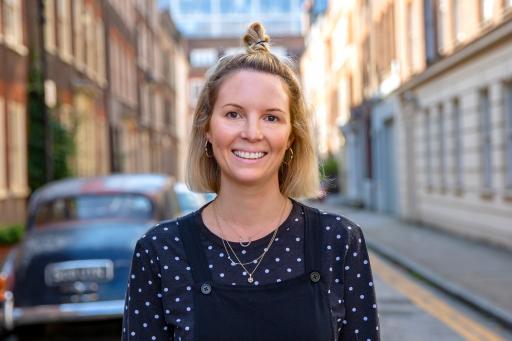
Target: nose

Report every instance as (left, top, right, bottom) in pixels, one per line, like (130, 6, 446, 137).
(240, 116, 263, 141)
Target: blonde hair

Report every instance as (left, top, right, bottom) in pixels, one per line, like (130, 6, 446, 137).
(186, 22, 320, 198)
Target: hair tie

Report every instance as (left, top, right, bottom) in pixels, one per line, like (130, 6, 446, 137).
(255, 40, 267, 46)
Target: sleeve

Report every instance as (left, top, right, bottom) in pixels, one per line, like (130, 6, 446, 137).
(122, 238, 174, 340)
(339, 226, 380, 341)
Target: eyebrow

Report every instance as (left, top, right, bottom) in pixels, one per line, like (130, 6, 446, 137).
(222, 103, 287, 113)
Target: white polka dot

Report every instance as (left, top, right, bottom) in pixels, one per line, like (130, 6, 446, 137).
(336, 234, 341, 239)
(355, 329, 359, 333)
(345, 266, 350, 270)
(242, 271, 247, 276)
(186, 266, 191, 271)
(208, 245, 213, 250)
(254, 281, 259, 285)
(327, 245, 332, 250)
(148, 280, 152, 285)
(134, 309, 139, 315)
(360, 295, 365, 299)
(326, 226, 331, 230)
(164, 265, 169, 270)
(136, 253, 140, 257)
(373, 304, 377, 308)
(165, 309, 170, 314)
(209, 264, 213, 269)
(241, 250, 247, 254)
(186, 286, 191, 291)
(131, 332, 135, 336)
(285, 247, 290, 252)
(175, 256, 180, 261)
(295, 218, 299, 222)
(287, 268, 292, 272)
(152, 236, 157, 240)
(275, 258, 280, 262)
(145, 302, 150, 306)
(336, 217, 341, 220)
(369, 281, 373, 286)
(219, 253, 224, 257)
(164, 288, 169, 292)
(186, 306, 191, 311)
(163, 246, 168, 250)
(276, 279, 282, 282)
(357, 273, 361, 278)
(131, 274, 135, 279)
(265, 269, 270, 273)
(296, 237, 300, 242)
(353, 252, 358, 257)
(352, 307, 357, 312)
(152, 337, 156, 340)
(363, 316, 368, 321)
(175, 237, 179, 241)
(175, 276, 180, 280)
(349, 286, 353, 291)
(185, 326, 190, 331)
(154, 314, 159, 319)
(297, 258, 302, 262)
(175, 297, 180, 302)
(220, 273, 225, 278)
(336, 256, 341, 261)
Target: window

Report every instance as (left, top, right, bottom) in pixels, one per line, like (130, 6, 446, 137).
(451, 0, 463, 42)
(0, 97, 6, 196)
(7, 101, 27, 195)
(452, 98, 463, 190)
(505, 83, 512, 190)
(425, 109, 432, 189)
(3, 0, 23, 47)
(480, 0, 494, 22)
(219, 0, 251, 13)
(437, 0, 446, 52)
(190, 48, 218, 68)
(479, 89, 492, 190)
(96, 21, 106, 83)
(260, 0, 290, 12)
(45, 0, 56, 52)
(85, 7, 96, 78)
(74, 0, 85, 68)
(57, 0, 72, 60)
(438, 104, 446, 190)
(189, 78, 204, 106)
(178, 0, 210, 14)
(406, 3, 414, 73)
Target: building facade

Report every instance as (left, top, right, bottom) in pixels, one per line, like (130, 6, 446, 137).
(398, 1, 512, 248)
(0, 0, 29, 224)
(302, 0, 512, 249)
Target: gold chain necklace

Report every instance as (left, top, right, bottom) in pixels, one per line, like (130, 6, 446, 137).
(212, 199, 287, 283)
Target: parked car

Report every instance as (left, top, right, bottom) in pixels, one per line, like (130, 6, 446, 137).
(0, 173, 202, 335)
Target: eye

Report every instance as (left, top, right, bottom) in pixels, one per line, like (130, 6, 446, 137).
(226, 111, 240, 119)
(265, 114, 279, 122)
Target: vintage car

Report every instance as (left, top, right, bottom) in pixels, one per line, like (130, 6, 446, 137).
(0, 173, 204, 335)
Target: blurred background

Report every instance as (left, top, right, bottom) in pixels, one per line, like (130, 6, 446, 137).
(0, 0, 512, 340)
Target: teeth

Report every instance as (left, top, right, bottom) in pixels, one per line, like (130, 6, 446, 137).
(234, 151, 265, 160)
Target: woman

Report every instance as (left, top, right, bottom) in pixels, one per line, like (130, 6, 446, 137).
(122, 22, 380, 341)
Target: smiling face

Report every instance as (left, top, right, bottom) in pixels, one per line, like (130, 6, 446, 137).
(206, 70, 293, 190)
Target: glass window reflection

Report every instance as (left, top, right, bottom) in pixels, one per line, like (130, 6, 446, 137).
(220, 0, 251, 13)
(260, 0, 290, 12)
(179, 0, 211, 14)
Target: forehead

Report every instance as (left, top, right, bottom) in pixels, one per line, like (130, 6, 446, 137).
(215, 70, 289, 109)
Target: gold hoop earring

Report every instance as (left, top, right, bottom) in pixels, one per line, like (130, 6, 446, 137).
(282, 147, 293, 165)
(204, 141, 213, 158)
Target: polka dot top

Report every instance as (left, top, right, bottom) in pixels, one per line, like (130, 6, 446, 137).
(122, 201, 380, 340)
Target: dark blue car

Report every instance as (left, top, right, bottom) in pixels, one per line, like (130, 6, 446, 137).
(0, 174, 201, 333)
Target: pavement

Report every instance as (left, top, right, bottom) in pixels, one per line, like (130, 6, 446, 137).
(307, 195, 512, 331)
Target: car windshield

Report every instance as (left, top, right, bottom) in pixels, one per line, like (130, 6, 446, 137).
(33, 194, 153, 226)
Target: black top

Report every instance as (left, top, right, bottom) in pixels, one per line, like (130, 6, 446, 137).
(122, 200, 380, 340)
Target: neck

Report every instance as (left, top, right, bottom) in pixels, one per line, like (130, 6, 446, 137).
(205, 176, 291, 240)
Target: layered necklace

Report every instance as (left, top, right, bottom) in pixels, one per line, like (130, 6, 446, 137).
(212, 199, 288, 284)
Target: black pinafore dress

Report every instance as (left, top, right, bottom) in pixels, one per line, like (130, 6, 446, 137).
(178, 204, 335, 341)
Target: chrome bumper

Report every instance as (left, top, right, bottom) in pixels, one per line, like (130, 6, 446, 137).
(0, 293, 124, 330)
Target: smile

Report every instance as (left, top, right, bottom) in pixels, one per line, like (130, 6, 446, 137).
(233, 150, 267, 160)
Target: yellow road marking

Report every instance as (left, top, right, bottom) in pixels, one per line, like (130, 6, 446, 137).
(370, 253, 504, 341)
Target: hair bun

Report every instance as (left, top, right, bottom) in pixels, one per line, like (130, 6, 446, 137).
(243, 22, 270, 53)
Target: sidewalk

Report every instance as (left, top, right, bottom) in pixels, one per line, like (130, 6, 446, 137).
(308, 195, 512, 330)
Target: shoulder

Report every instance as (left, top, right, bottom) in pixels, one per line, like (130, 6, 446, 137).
(136, 210, 200, 253)
(300, 202, 364, 240)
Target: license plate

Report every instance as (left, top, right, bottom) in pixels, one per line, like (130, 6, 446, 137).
(45, 260, 114, 286)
